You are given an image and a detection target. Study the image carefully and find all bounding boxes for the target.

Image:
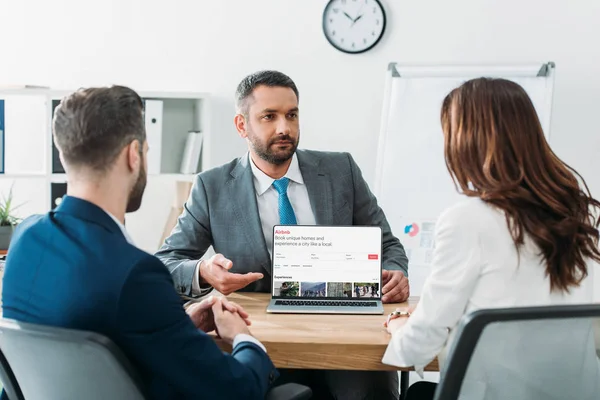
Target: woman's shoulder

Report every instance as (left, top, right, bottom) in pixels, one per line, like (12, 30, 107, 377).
(438, 197, 503, 231)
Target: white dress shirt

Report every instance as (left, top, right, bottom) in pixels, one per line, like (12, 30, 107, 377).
(249, 153, 317, 258)
(107, 210, 266, 353)
(382, 198, 598, 397)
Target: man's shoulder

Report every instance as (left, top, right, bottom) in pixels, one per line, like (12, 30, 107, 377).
(196, 156, 245, 183)
(9, 213, 52, 248)
(297, 149, 352, 169)
(297, 148, 350, 159)
(14, 211, 151, 269)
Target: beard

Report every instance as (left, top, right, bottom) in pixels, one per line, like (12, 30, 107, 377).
(248, 130, 299, 165)
(126, 161, 147, 213)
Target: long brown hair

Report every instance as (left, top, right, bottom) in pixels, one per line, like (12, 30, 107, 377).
(441, 77, 600, 292)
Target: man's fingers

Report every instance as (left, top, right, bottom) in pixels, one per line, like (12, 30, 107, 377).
(220, 298, 239, 314)
(381, 274, 400, 295)
(223, 272, 264, 289)
(382, 283, 403, 303)
(226, 301, 249, 319)
(400, 285, 410, 301)
(213, 254, 233, 270)
(391, 285, 409, 303)
(398, 275, 409, 291)
(221, 299, 251, 325)
(196, 295, 216, 311)
(244, 272, 264, 284)
(211, 298, 224, 317)
(216, 271, 265, 294)
(381, 269, 390, 281)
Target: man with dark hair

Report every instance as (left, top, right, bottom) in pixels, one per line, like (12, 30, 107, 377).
(157, 70, 408, 399)
(2, 86, 278, 399)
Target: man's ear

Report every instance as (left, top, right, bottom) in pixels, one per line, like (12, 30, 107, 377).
(234, 114, 248, 139)
(126, 140, 142, 172)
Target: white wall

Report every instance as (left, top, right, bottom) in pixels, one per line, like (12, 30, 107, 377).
(1, 0, 598, 388)
(1, 0, 599, 257)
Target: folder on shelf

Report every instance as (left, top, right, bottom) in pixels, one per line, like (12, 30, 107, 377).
(0, 99, 4, 173)
(144, 100, 163, 174)
(179, 131, 203, 174)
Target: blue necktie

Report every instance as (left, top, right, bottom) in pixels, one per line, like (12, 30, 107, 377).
(272, 177, 297, 225)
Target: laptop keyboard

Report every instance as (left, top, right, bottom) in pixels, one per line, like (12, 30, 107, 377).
(275, 300, 378, 307)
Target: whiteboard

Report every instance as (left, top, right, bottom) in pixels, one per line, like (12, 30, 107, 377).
(374, 62, 556, 295)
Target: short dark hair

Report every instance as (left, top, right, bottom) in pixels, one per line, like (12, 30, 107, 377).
(235, 70, 299, 115)
(53, 85, 145, 173)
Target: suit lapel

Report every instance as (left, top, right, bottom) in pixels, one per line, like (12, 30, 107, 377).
(297, 150, 333, 225)
(229, 154, 271, 274)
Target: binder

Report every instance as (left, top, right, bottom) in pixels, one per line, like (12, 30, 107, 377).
(179, 131, 203, 174)
(144, 100, 163, 174)
(0, 99, 4, 173)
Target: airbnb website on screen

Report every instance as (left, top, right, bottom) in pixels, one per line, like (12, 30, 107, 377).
(272, 226, 381, 299)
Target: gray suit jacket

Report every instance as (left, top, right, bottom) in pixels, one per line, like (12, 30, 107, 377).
(155, 149, 408, 296)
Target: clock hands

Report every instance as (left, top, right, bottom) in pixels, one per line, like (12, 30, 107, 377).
(342, 6, 364, 28)
(351, 2, 366, 27)
(351, 14, 363, 26)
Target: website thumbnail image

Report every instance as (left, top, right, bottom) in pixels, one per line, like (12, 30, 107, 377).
(273, 281, 380, 298)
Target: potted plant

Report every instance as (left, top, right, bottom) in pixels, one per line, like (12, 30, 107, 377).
(0, 185, 22, 250)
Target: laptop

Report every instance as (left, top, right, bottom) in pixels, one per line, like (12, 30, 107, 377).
(266, 225, 384, 314)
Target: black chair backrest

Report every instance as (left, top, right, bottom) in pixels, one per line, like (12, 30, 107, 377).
(433, 304, 600, 400)
(0, 318, 147, 400)
(0, 346, 24, 400)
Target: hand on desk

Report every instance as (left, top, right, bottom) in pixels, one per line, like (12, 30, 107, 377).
(199, 253, 264, 295)
(383, 305, 416, 334)
(381, 270, 410, 303)
(186, 295, 251, 335)
(211, 298, 252, 345)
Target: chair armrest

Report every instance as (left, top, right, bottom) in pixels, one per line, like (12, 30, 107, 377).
(265, 383, 312, 400)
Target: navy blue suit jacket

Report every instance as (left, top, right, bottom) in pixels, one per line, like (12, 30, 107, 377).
(2, 196, 278, 399)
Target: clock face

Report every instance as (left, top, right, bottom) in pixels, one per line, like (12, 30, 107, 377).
(323, 0, 386, 54)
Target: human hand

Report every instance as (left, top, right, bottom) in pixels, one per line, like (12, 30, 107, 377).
(211, 298, 252, 345)
(187, 295, 252, 332)
(199, 253, 264, 295)
(381, 270, 410, 303)
(383, 305, 416, 334)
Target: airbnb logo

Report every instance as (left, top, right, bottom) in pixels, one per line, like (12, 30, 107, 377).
(275, 230, 291, 234)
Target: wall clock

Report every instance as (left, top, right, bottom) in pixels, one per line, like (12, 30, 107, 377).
(323, 0, 387, 54)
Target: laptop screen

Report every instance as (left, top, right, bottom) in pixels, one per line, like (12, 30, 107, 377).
(271, 225, 382, 300)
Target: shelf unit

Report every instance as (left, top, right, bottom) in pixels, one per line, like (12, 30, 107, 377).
(0, 87, 212, 252)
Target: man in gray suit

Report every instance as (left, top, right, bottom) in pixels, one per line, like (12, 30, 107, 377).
(156, 70, 409, 399)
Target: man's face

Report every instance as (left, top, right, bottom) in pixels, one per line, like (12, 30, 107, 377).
(243, 85, 300, 165)
(126, 141, 148, 213)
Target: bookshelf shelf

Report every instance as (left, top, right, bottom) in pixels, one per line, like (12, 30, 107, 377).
(0, 87, 212, 252)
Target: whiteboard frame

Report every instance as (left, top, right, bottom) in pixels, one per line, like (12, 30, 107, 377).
(374, 62, 556, 198)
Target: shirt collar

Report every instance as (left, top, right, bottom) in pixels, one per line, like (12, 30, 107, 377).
(105, 211, 135, 245)
(249, 152, 305, 196)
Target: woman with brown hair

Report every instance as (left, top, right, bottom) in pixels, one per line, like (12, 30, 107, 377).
(382, 77, 600, 399)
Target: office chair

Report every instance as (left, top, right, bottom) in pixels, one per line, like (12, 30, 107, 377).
(432, 304, 600, 400)
(0, 318, 311, 400)
(0, 347, 24, 400)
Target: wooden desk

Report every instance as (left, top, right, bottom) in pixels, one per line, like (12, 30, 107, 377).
(210, 293, 439, 372)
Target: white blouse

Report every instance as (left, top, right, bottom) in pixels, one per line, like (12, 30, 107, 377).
(382, 198, 598, 387)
